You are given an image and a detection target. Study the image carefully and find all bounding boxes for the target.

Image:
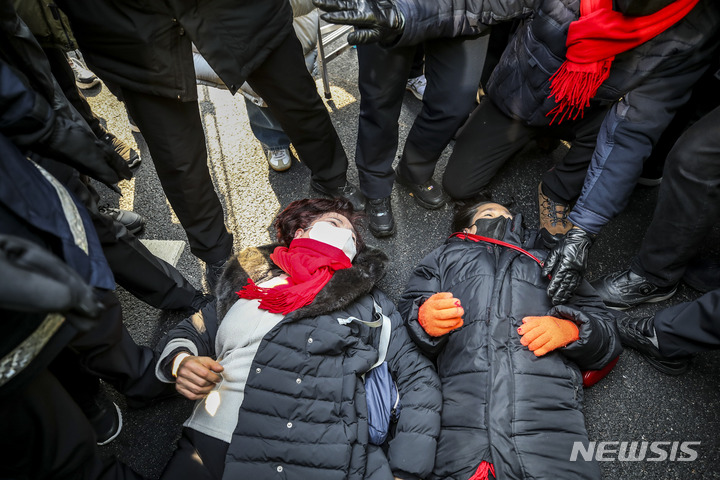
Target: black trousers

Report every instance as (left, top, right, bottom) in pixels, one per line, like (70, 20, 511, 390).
(443, 96, 609, 201)
(38, 156, 200, 311)
(355, 35, 488, 199)
(246, 30, 349, 188)
(160, 428, 228, 480)
(0, 291, 163, 479)
(655, 289, 720, 358)
(0, 370, 145, 480)
(631, 105, 720, 287)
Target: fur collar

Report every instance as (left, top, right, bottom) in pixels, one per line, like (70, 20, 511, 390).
(215, 244, 388, 322)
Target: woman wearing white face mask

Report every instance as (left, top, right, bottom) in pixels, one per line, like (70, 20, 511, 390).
(155, 198, 442, 480)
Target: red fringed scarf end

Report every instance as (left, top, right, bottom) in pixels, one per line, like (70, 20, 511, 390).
(547, 58, 612, 125)
(468, 461, 495, 480)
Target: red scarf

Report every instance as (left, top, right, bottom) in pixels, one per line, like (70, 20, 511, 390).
(547, 0, 699, 124)
(236, 238, 352, 315)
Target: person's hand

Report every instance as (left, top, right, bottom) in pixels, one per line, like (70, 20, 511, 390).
(418, 292, 464, 337)
(37, 116, 133, 188)
(0, 235, 104, 325)
(542, 226, 595, 305)
(174, 355, 224, 400)
(313, 0, 404, 45)
(518, 316, 579, 356)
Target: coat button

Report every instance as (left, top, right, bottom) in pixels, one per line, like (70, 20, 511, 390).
(277, 465, 283, 472)
(287, 422, 293, 428)
(307, 338, 313, 344)
(256, 368, 261, 373)
(296, 378, 302, 384)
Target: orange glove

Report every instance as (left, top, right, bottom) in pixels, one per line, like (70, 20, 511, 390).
(418, 292, 464, 337)
(518, 316, 579, 356)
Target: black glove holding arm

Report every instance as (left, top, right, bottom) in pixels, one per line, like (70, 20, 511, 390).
(542, 226, 595, 305)
(313, 0, 404, 45)
(0, 235, 104, 329)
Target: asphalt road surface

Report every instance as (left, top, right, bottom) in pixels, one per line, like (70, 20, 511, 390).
(85, 42, 720, 479)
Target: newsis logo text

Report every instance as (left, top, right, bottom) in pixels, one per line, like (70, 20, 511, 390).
(570, 441, 700, 462)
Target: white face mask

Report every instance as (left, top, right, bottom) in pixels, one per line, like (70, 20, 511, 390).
(308, 221, 357, 262)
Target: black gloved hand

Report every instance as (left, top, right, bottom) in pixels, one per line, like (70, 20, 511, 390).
(0, 235, 104, 327)
(36, 115, 133, 188)
(541, 227, 595, 305)
(313, 0, 404, 45)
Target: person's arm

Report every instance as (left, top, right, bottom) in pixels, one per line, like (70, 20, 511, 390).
(550, 280, 623, 370)
(380, 293, 442, 480)
(399, 248, 452, 360)
(545, 55, 716, 305)
(314, 0, 533, 46)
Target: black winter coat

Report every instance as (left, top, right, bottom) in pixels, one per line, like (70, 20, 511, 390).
(399, 217, 622, 480)
(157, 245, 442, 480)
(392, 0, 720, 126)
(56, 0, 294, 100)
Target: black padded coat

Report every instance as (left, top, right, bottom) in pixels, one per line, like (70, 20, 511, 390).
(399, 217, 622, 480)
(157, 245, 442, 480)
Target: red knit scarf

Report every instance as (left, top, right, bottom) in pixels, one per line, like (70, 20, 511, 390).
(236, 238, 352, 315)
(547, 0, 699, 124)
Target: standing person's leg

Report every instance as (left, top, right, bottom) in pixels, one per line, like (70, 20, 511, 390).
(631, 105, 720, 287)
(654, 289, 720, 358)
(244, 98, 292, 172)
(120, 90, 233, 266)
(355, 42, 414, 200)
(398, 34, 489, 191)
(246, 31, 362, 208)
(442, 97, 535, 200)
(0, 370, 145, 480)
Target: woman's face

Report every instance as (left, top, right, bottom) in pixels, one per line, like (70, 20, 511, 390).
(294, 212, 357, 243)
(464, 203, 512, 234)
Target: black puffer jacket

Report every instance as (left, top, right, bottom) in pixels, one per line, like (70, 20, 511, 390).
(399, 216, 622, 480)
(56, 0, 294, 99)
(157, 245, 442, 480)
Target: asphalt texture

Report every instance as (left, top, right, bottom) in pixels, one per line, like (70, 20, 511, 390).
(85, 40, 720, 479)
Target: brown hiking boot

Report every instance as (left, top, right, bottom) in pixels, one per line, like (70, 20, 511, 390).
(538, 182, 571, 247)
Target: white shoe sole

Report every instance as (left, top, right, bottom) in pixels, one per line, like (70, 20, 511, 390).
(96, 402, 123, 446)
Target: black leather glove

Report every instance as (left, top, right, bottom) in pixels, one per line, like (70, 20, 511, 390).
(542, 227, 595, 305)
(35, 114, 133, 188)
(313, 0, 404, 45)
(0, 235, 104, 328)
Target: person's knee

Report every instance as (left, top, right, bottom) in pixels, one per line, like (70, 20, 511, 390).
(442, 174, 483, 200)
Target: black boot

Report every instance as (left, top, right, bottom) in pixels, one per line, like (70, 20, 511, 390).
(616, 315, 690, 375)
(310, 180, 366, 211)
(394, 169, 445, 210)
(365, 197, 396, 238)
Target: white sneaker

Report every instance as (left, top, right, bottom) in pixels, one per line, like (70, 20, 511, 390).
(266, 148, 292, 172)
(406, 74, 426, 100)
(69, 57, 100, 90)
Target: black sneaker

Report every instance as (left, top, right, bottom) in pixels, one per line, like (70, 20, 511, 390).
(205, 259, 228, 292)
(682, 258, 720, 293)
(616, 315, 690, 375)
(394, 169, 445, 210)
(310, 180, 366, 211)
(100, 132, 141, 169)
(591, 268, 677, 310)
(98, 206, 146, 235)
(82, 392, 123, 446)
(365, 197, 396, 238)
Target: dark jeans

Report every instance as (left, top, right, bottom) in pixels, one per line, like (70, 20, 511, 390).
(656, 289, 720, 358)
(160, 428, 229, 480)
(443, 97, 609, 201)
(246, 31, 349, 188)
(631, 105, 720, 287)
(355, 35, 488, 199)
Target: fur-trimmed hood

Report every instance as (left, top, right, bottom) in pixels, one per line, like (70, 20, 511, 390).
(215, 244, 389, 322)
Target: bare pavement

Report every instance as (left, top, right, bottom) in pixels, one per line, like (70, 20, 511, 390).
(85, 42, 720, 479)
